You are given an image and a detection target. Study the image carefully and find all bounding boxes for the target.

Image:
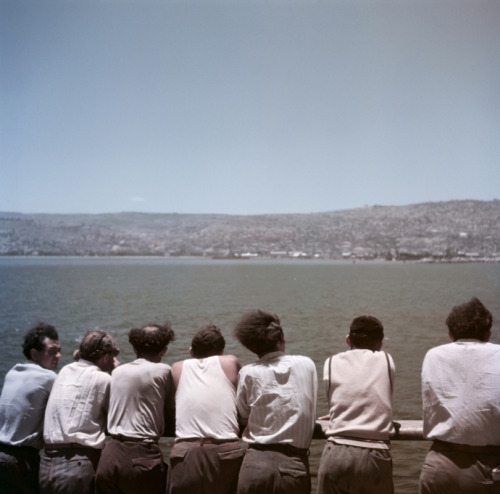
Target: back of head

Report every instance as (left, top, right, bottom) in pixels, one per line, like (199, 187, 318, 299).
(129, 322, 175, 357)
(234, 310, 283, 357)
(79, 329, 117, 363)
(349, 315, 384, 350)
(22, 322, 59, 360)
(446, 297, 492, 341)
(191, 324, 225, 358)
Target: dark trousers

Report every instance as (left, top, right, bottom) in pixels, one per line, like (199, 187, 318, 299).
(95, 437, 167, 494)
(420, 440, 500, 494)
(168, 439, 243, 494)
(0, 443, 40, 494)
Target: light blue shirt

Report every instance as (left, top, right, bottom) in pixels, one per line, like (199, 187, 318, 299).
(0, 362, 57, 449)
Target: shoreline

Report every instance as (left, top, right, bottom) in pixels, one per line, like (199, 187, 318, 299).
(0, 254, 498, 264)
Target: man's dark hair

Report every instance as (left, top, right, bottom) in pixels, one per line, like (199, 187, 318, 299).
(446, 297, 492, 341)
(191, 324, 225, 358)
(129, 322, 175, 357)
(79, 329, 117, 363)
(349, 315, 384, 350)
(22, 322, 59, 360)
(234, 310, 283, 357)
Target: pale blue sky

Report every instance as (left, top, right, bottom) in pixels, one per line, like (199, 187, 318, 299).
(1, 0, 499, 215)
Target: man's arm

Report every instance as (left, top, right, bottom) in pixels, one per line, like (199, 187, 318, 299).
(163, 370, 176, 437)
(171, 360, 184, 390)
(235, 367, 249, 436)
(218, 355, 241, 388)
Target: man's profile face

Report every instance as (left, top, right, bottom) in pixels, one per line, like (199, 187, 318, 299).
(34, 337, 61, 370)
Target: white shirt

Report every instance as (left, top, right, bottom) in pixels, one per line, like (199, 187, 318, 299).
(175, 356, 239, 440)
(324, 349, 394, 449)
(107, 358, 175, 440)
(236, 352, 317, 449)
(422, 339, 500, 446)
(43, 360, 111, 449)
(0, 362, 57, 449)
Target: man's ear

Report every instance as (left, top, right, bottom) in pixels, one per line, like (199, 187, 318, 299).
(375, 341, 383, 351)
(346, 335, 352, 348)
(189, 347, 194, 358)
(30, 348, 39, 363)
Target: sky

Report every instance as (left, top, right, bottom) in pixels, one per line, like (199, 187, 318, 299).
(1, 0, 499, 216)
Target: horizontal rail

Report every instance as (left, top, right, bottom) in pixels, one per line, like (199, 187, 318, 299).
(313, 420, 425, 441)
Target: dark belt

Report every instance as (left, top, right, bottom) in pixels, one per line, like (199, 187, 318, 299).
(177, 437, 239, 446)
(110, 434, 158, 444)
(249, 443, 309, 457)
(435, 440, 500, 455)
(44, 443, 97, 451)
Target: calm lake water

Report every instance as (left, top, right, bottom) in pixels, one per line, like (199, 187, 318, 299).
(1, 257, 499, 493)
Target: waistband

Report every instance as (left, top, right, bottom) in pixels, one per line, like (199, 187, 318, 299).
(44, 443, 99, 451)
(176, 437, 239, 446)
(249, 443, 309, 457)
(110, 434, 159, 444)
(434, 440, 500, 455)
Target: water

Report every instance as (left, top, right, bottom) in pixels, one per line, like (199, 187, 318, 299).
(1, 257, 499, 493)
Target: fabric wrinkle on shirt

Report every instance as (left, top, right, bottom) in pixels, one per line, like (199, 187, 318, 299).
(43, 359, 111, 449)
(422, 339, 500, 446)
(236, 351, 318, 450)
(0, 362, 57, 450)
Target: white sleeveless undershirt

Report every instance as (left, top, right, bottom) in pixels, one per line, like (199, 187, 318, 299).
(175, 356, 239, 440)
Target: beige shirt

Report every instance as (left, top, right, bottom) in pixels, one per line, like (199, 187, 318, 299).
(324, 349, 394, 449)
(107, 358, 175, 440)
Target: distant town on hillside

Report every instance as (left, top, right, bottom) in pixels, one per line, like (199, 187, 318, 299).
(1, 200, 499, 262)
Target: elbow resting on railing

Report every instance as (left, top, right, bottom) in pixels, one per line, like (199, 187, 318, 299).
(313, 420, 425, 441)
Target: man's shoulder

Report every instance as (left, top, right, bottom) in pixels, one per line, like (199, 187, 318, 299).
(287, 354, 316, 367)
(425, 340, 500, 354)
(18, 361, 57, 379)
(112, 360, 172, 379)
(217, 354, 240, 367)
(171, 360, 184, 370)
(333, 349, 391, 360)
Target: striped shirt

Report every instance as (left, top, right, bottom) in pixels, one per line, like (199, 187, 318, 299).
(43, 360, 111, 449)
(236, 351, 318, 449)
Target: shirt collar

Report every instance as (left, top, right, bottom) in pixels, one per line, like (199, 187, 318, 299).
(259, 351, 285, 362)
(78, 358, 98, 367)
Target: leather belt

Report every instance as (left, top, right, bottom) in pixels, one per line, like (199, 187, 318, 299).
(249, 443, 309, 457)
(176, 437, 239, 446)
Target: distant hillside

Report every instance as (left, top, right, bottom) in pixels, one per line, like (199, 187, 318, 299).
(1, 200, 499, 261)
